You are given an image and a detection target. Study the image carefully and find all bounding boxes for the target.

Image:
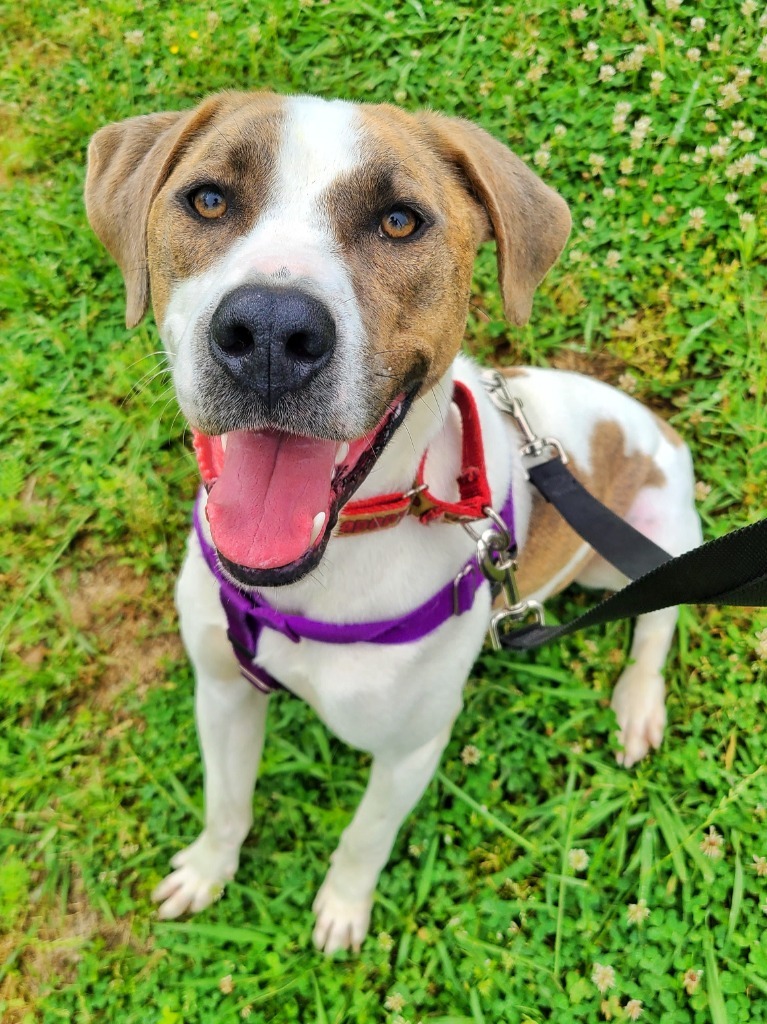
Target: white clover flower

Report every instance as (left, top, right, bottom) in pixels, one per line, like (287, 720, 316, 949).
(683, 969, 703, 995)
(618, 44, 647, 72)
(700, 825, 724, 858)
(709, 136, 731, 159)
(650, 70, 666, 93)
(739, 212, 756, 231)
(534, 147, 551, 168)
(599, 64, 616, 81)
(742, 0, 757, 14)
(568, 848, 590, 870)
(461, 744, 482, 766)
(571, 4, 588, 20)
(605, 249, 622, 268)
(688, 207, 706, 229)
(554, 123, 567, 137)
(686, 47, 701, 62)
(583, 41, 599, 62)
(589, 152, 607, 174)
(690, 16, 705, 31)
(627, 899, 651, 926)
(625, 1000, 643, 1021)
(719, 82, 743, 108)
(592, 963, 616, 994)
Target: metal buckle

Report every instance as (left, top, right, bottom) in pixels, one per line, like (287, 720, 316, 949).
(453, 562, 474, 615)
(464, 498, 546, 649)
(489, 600, 545, 650)
(481, 369, 569, 478)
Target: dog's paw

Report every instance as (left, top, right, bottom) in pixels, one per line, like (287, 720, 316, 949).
(152, 832, 239, 919)
(610, 666, 666, 769)
(312, 876, 372, 955)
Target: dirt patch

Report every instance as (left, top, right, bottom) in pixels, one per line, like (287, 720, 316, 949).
(547, 346, 628, 384)
(0, 875, 154, 1018)
(60, 560, 184, 710)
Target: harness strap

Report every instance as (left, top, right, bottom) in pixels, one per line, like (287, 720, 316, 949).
(194, 486, 515, 692)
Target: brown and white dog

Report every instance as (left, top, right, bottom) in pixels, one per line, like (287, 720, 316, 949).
(85, 92, 702, 953)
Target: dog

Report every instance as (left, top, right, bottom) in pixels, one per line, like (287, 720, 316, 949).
(85, 91, 702, 953)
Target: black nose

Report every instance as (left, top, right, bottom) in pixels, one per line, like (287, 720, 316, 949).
(209, 285, 336, 407)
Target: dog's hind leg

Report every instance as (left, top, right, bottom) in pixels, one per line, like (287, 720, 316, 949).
(575, 435, 702, 767)
(152, 532, 268, 919)
(312, 725, 452, 954)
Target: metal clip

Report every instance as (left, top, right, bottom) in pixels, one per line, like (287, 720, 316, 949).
(470, 499, 546, 650)
(481, 369, 568, 477)
(489, 600, 545, 650)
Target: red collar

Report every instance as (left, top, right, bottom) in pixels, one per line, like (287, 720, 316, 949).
(192, 380, 491, 536)
(337, 380, 491, 534)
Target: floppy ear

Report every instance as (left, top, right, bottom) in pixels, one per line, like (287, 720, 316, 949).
(419, 113, 571, 326)
(85, 97, 226, 328)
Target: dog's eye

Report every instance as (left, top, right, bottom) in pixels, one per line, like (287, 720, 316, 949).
(379, 207, 421, 240)
(190, 187, 228, 220)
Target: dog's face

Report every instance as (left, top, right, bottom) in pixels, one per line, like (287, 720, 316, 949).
(86, 92, 570, 585)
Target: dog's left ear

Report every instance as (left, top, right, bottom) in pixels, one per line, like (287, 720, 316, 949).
(419, 113, 571, 326)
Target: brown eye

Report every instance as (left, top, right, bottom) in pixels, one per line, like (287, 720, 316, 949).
(380, 207, 420, 239)
(191, 187, 228, 219)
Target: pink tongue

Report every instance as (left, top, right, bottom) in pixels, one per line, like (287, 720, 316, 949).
(206, 430, 337, 570)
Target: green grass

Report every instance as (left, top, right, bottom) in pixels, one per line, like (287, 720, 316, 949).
(2, 0, 767, 1021)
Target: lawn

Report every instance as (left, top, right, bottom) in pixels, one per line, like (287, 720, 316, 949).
(2, 0, 767, 1021)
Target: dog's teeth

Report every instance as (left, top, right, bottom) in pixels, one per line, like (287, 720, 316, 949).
(221, 433, 228, 451)
(310, 512, 326, 545)
(335, 442, 350, 465)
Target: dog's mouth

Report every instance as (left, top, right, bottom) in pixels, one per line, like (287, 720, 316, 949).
(194, 391, 415, 587)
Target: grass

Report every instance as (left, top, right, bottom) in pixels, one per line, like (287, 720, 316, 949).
(2, 0, 767, 1021)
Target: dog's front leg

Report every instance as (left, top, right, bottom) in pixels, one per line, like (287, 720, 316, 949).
(153, 535, 268, 919)
(312, 725, 451, 954)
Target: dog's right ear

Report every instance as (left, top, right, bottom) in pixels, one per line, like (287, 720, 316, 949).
(85, 97, 226, 328)
(85, 111, 187, 328)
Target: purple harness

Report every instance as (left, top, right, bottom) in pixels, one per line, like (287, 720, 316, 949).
(194, 487, 515, 694)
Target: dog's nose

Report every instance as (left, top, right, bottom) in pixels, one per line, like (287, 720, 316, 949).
(209, 285, 336, 405)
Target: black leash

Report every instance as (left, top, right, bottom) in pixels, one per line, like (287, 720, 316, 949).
(503, 459, 767, 651)
(479, 369, 767, 652)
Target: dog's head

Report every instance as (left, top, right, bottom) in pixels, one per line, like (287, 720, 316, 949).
(86, 91, 570, 585)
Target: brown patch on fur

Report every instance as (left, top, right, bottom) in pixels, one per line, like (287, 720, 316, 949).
(330, 104, 484, 395)
(497, 366, 530, 379)
(515, 420, 666, 598)
(325, 103, 570, 404)
(654, 413, 685, 448)
(147, 93, 286, 326)
(85, 91, 286, 328)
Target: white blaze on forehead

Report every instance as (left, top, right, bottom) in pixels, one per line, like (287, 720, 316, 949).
(160, 94, 372, 433)
(233, 95, 363, 276)
(274, 96, 363, 214)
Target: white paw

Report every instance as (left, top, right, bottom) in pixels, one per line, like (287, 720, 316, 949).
(312, 876, 372, 954)
(152, 831, 239, 919)
(610, 666, 666, 768)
